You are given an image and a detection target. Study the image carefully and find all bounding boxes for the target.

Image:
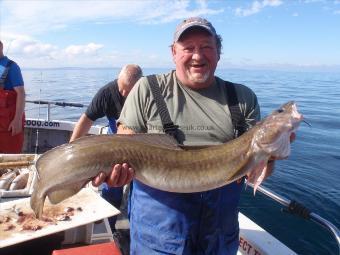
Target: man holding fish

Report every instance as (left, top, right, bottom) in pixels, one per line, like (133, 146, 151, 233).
(92, 17, 291, 254)
(29, 17, 300, 255)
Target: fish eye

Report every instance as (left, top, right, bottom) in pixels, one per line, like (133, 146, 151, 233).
(277, 109, 284, 113)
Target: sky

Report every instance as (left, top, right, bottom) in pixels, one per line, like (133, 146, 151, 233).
(1, 0, 340, 72)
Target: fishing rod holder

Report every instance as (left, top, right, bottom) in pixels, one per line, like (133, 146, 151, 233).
(281, 200, 311, 219)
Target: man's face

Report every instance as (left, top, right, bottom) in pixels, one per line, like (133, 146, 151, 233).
(172, 29, 219, 89)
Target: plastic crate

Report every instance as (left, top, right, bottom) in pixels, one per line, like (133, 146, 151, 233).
(52, 241, 122, 255)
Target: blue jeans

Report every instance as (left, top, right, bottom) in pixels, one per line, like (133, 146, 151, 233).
(129, 180, 244, 255)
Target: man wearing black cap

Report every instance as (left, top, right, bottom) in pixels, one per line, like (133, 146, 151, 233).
(94, 17, 272, 254)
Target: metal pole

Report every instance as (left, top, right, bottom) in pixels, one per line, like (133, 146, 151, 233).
(310, 212, 340, 251)
(47, 102, 51, 121)
(247, 182, 340, 253)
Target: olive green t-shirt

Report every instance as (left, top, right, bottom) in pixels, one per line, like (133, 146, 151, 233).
(118, 70, 260, 146)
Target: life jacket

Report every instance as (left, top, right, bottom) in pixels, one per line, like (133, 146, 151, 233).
(0, 90, 19, 132)
(0, 60, 17, 132)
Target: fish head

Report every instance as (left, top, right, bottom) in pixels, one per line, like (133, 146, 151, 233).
(252, 101, 303, 159)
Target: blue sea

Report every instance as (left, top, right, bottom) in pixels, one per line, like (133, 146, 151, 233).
(22, 68, 340, 255)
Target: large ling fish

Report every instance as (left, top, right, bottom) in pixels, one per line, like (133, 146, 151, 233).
(31, 101, 303, 218)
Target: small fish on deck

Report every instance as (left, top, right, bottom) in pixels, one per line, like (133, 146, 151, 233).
(30, 101, 303, 218)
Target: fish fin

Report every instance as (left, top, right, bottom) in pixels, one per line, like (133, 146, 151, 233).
(72, 134, 182, 150)
(70, 134, 111, 146)
(253, 166, 267, 195)
(30, 178, 46, 219)
(116, 133, 182, 150)
(246, 160, 267, 195)
(180, 145, 215, 150)
(48, 183, 84, 204)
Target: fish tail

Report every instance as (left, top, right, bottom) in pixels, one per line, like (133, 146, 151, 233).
(30, 179, 46, 219)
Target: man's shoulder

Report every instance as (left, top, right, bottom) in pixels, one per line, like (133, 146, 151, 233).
(97, 80, 118, 95)
(0, 57, 16, 68)
(144, 71, 173, 82)
(136, 71, 173, 91)
(217, 77, 256, 97)
(0, 56, 9, 65)
(103, 79, 118, 89)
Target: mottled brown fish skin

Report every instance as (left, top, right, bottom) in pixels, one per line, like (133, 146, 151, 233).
(30, 101, 303, 218)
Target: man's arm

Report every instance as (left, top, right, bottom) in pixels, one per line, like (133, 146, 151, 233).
(70, 114, 94, 142)
(9, 86, 25, 135)
(92, 77, 148, 187)
(92, 123, 135, 187)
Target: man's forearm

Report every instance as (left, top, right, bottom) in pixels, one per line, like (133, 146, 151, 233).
(14, 86, 25, 120)
(70, 114, 94, 142)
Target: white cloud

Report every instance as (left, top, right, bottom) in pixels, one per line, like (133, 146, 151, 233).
(334, 10, 340, 14)
(2, 33, 58, 58)
(1, 31, 171, 68)
(1, 0, 223, 35)
(64, 43, 103, 57)
(303, 0, 326, 3)
(139, 0, 223, 24)
(235, 0, 283, 17)
(0, 0, 223, 68)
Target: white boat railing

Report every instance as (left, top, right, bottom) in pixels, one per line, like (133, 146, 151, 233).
(247, 182, 340, 253)
(24, 100, 108, 154)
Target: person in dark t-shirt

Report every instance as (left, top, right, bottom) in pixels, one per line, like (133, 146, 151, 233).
(70, 64, 142, 233)
(70, 64, 142, 140)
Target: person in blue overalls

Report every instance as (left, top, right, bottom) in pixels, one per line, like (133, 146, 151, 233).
(70, 64, 142, 232)
(93, 17, 278, 255)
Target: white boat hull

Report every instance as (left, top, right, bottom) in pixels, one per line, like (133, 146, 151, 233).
(23, 118, 108, 153)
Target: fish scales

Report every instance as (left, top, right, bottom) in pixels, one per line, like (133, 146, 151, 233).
(30, 101, 303, 218)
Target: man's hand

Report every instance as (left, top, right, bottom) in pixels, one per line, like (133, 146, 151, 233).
(8, 117, 23, 135)
(92, 163, 134, 187)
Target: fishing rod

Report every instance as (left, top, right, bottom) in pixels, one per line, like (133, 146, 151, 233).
(26, 100, 87, 108)
(247, 182, 340, 252)
(26, 100, 88, 121)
